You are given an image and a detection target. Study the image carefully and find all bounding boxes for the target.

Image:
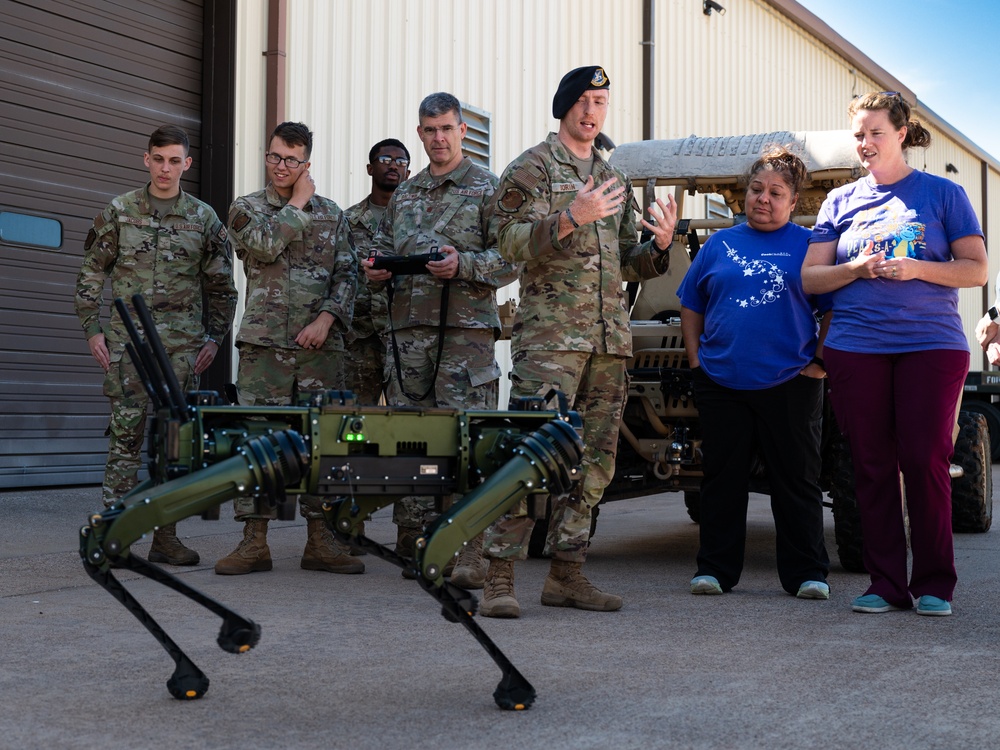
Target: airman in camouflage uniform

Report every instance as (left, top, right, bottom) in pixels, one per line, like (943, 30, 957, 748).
(216, 121, 363, 576)
(363, 93, 518, 586)
(75, 124, 237, 567)
(480, 67, 678, 617)
(343, 139, 411, 406)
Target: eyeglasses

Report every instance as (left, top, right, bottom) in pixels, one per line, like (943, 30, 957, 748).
(265, 152, 305, 168)
(375, 156, 410, 167)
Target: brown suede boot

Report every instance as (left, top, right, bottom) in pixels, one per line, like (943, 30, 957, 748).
(541, 560, 622, 611)
(148, 523, 200, 566)
(301, 519, 365, 574)
(215, 518, 272, 575)
(450, 532, 488, 589)
(479, 558, 520, 618)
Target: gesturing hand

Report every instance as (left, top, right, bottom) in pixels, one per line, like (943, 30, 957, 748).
(569, 176, 625, 225)
(642, 195, 678, 251)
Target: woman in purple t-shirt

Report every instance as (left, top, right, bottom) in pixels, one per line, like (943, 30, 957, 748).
(802, 91, 987, 617)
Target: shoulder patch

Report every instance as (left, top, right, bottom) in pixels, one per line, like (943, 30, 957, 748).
(510, 167, 540, 192)
(230, 211, 251, 232)
(497, 187, 528, 214)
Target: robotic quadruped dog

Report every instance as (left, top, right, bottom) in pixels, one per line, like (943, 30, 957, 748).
(79, 295, 584, 710)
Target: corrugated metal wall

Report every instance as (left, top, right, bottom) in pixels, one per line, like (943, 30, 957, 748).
(655, 0, 882, 138)
(272, 0, 645, 213)
(232, 0, 999, 381)
(232, 0, 269, 346)
(0, 0, 207, 487)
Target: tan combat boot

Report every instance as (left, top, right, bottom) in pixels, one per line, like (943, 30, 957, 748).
(214, 518, 272, 575)
(148, 523, 200, 566)
(479, 558, 520, 618)
(450, 532, 488, 589)
(301, 518, 365, 574)
(541, 560, 623, 611)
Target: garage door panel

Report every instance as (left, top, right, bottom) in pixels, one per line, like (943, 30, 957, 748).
(0, 0, 207, 488)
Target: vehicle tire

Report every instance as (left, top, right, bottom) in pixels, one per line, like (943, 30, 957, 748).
(683, 491, 700, 523)
(825, 420, 866, 573)
(951, 411, 993, 533)
(959, 399, 1000, 463)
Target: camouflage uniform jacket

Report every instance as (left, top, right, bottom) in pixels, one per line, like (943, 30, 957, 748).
(75, 183, 237, 361)
(370, 157, 517, 333)
(229, 184, 356, 350)
(344, 195, 388, 340)
(494, 132, 669, 357)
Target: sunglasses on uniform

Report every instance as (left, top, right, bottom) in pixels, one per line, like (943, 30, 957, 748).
(265, 153, 305, 168)
(375, 156, 410, 167)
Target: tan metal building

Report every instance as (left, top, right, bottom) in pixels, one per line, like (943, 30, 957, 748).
(233, 0, 998, 363)
(1, 0, 997, 487)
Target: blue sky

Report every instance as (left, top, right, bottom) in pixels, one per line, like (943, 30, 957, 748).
(796, 0, 1000, 162)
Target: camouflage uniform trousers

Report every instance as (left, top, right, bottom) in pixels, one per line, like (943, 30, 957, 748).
(102, 350, 196, 506)
(385, 325, 501, 529)
(484, 351, 627, 563)
(345, 332, 387, 406)
(234, 342, 346, 520)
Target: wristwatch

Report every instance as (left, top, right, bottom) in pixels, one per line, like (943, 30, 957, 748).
(989, 306, 1000, 323)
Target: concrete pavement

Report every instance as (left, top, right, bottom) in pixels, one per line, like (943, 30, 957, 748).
(2, 481, 1000, 749)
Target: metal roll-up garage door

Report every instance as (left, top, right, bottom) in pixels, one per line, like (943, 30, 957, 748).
(0, 0, 207, 488)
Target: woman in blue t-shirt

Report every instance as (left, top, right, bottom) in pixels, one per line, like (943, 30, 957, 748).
(802, 91, 988, 617)
(679, 146, 832, 600)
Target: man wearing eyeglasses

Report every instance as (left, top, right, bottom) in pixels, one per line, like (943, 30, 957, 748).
(362, 92, 518, 587)
(344, 139, 412, 407)
(75, 124, 237, 567)
(218, 121, 362, 577)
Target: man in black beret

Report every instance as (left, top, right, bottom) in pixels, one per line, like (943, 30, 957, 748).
(551, 65, 610, 120)
(480, 67, 677, 617)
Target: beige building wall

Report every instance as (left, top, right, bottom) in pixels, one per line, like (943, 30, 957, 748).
(230, 0, 269, 375)
(232, 0, 999, 382)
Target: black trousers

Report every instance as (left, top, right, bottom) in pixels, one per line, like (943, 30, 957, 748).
(692, 368, 830, 594)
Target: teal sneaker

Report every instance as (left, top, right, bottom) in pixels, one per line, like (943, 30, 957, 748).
(851, 594, 903, 613)
(691, 575, 723, 595)
(796, 581, 830, 600)
(916, 595, 952, 617)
